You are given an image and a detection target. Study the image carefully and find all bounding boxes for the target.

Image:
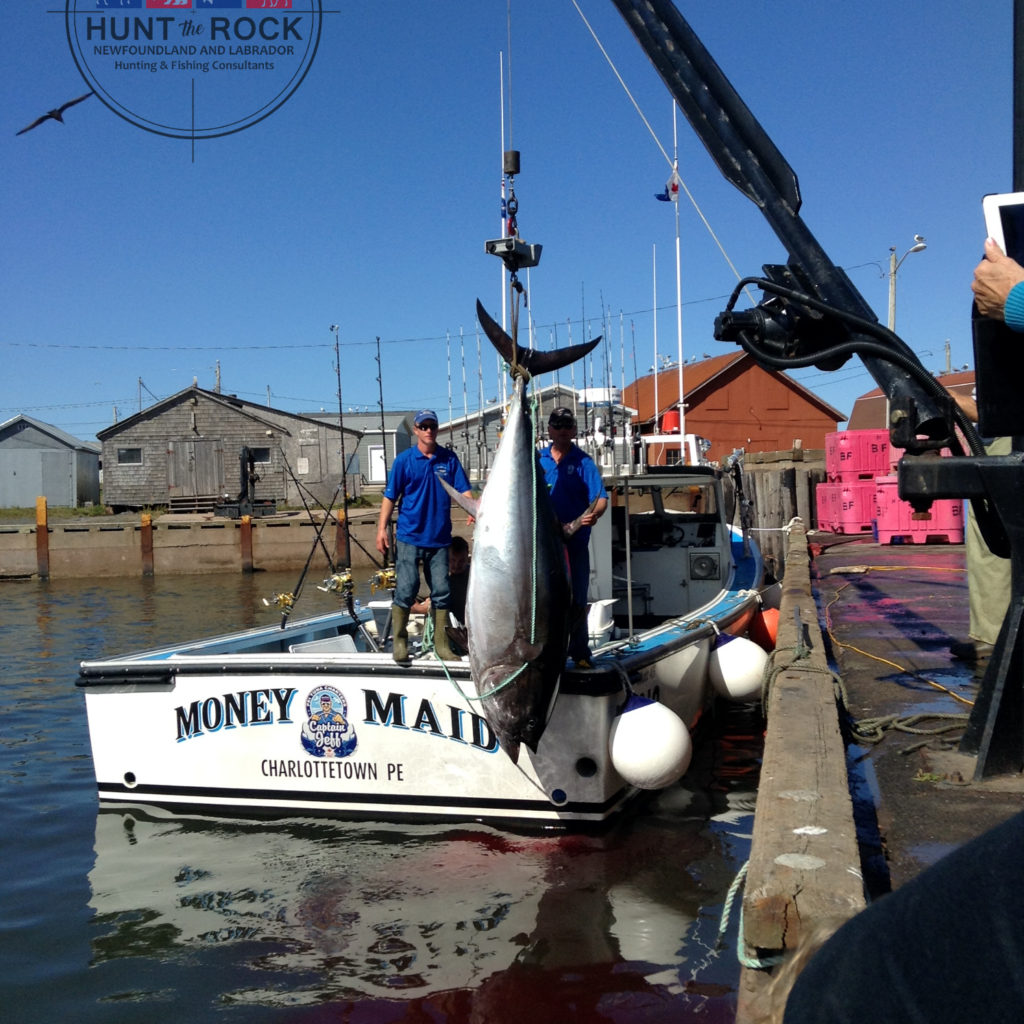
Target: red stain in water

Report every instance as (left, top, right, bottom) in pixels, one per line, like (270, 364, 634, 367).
(284, 960, 738, 1023)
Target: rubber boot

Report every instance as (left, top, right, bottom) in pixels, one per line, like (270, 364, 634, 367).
(432, 609, 459, 661)
(391, 605, 410, 663)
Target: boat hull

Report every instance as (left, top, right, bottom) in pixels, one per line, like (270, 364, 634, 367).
(78, 471, 764, 829)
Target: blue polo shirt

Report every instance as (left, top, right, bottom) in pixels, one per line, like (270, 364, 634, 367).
(384, 444, 471, 547)
(539, 443, 607, 542)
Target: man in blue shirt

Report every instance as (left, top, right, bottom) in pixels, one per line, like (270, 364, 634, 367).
(539, 406, 608, 668)
(376, 410, 472, 662)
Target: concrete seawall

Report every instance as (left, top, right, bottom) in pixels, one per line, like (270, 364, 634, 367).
(0, 508, 397, 579)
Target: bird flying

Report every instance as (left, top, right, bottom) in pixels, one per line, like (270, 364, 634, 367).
(16, 91, 94, 136)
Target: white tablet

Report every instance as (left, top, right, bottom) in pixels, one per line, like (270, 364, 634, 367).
(983, 191, 1024, 261)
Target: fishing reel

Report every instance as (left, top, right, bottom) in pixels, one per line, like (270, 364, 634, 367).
(369, 567, 397, 594)
(263, 591, 295, 613)
(318, 569, 353, 597)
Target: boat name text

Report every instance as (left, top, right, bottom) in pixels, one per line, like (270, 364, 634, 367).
(174, 687, 500, 753)
(176, 687, 297, 742)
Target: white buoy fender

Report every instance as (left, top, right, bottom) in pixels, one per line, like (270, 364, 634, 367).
(708, 633, 769, 701)
(609, 693, 692, 790)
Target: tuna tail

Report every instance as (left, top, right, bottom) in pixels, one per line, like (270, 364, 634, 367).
(476, 300, 601, 379)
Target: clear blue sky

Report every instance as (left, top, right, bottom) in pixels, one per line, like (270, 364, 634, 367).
(2, 2, 1014, 441)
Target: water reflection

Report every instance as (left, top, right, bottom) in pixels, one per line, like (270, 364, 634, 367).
(86, 751, 759, 1018)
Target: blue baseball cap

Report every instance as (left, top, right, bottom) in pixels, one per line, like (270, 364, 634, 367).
(414, 409, 438, 426)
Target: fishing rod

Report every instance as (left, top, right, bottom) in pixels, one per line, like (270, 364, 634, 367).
(317, 568, 380, 652)
(270, 463, 341, 629)
(475, 324, 486, 476)
(374, 336, 395, 558)
(276, 447, 385, 645)
(286, 469, 385, 573)
(278, 448, 338, 572)
(460, 326, 472, 478)
(331, 325, 352, 568)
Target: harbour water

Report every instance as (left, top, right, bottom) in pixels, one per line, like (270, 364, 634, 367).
(0, 571, 761, 1023)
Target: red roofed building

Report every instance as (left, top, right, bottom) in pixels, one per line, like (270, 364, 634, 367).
(846, 370, 975, 430)
(622, 351, 845, 464)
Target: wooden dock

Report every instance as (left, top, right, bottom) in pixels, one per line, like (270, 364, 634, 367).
(736, 521, 865, 1021)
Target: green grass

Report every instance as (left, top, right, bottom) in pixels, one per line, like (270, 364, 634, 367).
(0, 505, 117, 523)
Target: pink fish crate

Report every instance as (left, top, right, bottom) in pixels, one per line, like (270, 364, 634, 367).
(826, 429, 891, 482)
(873, 475, 965, 544)
(815, 481, 842, 532)
(836, 480, 877, 534)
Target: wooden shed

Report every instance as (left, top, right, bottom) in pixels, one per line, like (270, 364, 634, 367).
(622, 351, 844, 464)
(309, 410, 414, 490)
(0, 415, 100, 508)
(97, 387, 361, 512)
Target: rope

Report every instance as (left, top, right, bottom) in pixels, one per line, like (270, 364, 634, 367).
(529, 388, 539, 645)
(823, 569, 974, 709)
(568, 0, 755, 304)
(848, 711, 970, 751)
(716, 862, 785, 970)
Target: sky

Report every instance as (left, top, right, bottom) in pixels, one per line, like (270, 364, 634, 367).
(1, 1, 1015, 443)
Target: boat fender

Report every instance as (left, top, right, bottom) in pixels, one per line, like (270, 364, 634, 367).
(708, 634, 769, 701)
(748, 607, 780, 653)
(609, 693, 692, 790)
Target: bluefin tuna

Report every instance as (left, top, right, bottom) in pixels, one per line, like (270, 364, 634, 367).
(441, 301, 601, 764)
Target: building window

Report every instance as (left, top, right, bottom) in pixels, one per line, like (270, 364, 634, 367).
(665, 448, 682, 466)
(250, 447, 271, 464)
(117, 448, 143, 465)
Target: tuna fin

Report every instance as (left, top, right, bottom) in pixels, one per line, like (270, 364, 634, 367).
(563, 498, 601, 538)
(437, 474, 479, 518)
(476, 300, 601, 379)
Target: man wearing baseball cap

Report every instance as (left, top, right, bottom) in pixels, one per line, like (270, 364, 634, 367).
(376, 410, 472, 663)
(540, 406, 608, 668)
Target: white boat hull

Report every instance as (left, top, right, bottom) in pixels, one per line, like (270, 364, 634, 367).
(79, 470, 764, 828)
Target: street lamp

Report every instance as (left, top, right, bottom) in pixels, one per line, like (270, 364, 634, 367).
(888, 234, 927, 332)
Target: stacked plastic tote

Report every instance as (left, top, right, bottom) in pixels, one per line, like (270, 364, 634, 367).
(816, 430, 964, 544)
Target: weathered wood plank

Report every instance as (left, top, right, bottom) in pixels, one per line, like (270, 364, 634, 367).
(742, 523, 865, 954)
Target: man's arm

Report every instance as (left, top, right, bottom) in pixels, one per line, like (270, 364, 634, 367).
(578, 496, 608, 528)
(376, 496, 395, 556)
(949, 389, 978, 424)
(973, 238, 1024, 323)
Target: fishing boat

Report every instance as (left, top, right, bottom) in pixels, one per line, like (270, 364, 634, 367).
(77, 464, 766, 828)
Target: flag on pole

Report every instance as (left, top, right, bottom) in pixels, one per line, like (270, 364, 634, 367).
(654, 168, 681, 202)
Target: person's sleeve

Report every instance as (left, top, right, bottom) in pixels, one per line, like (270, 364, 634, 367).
(586, 459, 608, 501)
(1004, 280, 1024, 332)
(452, 456, 471, 493)
(382, 457, 402, 501)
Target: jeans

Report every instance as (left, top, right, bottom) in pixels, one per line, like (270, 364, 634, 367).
(393, 540, 450, 610)
(565, 533, 591, 660)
